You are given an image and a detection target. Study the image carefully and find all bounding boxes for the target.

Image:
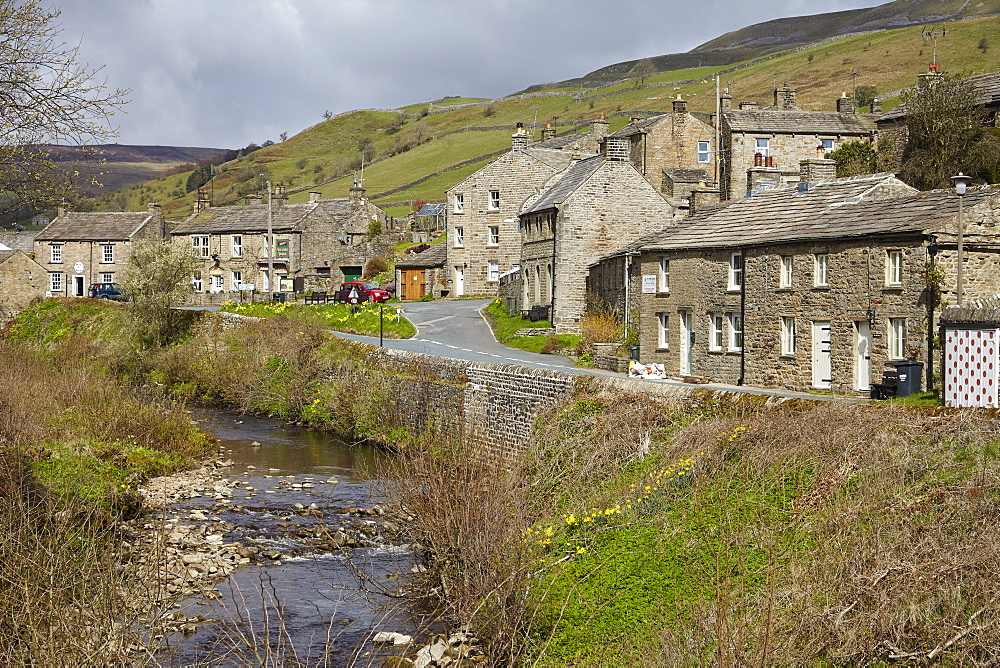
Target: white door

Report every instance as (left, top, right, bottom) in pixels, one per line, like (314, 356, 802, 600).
(680, 311, 693, 375)
(855, 320, 872, 391)
(72, 275, 85, 297)
(454, 266, 465, 296)
(812, 321, 832, 389)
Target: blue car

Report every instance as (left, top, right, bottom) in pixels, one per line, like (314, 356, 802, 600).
(88, 282, 125, 300)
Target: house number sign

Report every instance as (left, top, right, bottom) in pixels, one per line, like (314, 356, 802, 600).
(74, 262, 84, 273)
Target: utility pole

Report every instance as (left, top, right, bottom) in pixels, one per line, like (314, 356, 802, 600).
(714, 75, 721, 186)
(266, 179, 275, 300)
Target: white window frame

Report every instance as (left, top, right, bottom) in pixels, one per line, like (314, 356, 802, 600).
(232, 235, 242, 258)
(192, 235, 209, 258)
(888, 317, 906, 360)
(453, 193, 464, 214)
(487, 260, 499, 282)
(779, 255, 793, 288)
(781, 316, 796, 356)
(814, 253, 829, 287)
(100, 272, 113, 283)
(231, 270, 242, 289)
(710, 313, 725, 351)
(728, 252, 743, 291)
(657, 312, 669, 349)
(488, 190, 500, 211)
(49, 272, 63, 292)
(730, 314, 743, 351)
(453, 226, 464, 248)
(697, 141, 710, 163)
(659, 257, 670, 293)
(820, 138, 835, 154)
(192, 272, 203, 292)
(755, 138, 770, 157)
(487, 225, 499, 246)
(102, 244, 114, 264)
(50, 244, 62, 264)
(885, 250, 903, 286)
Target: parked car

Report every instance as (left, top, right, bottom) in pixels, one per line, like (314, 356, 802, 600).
(334, 281, 391, 303)
(88, 282, 125, 300)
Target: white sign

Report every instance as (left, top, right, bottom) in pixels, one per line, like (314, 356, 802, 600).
(642, 274, 657, 294)
(237, 283, 256, 291)
(73, 261, 84, 273)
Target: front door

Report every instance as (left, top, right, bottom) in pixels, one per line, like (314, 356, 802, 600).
(73, 275, 85, 297)
(680, 310, 693, 376)
(454, 266, 465, 297)
(812, 321, 832, 389)
(400, 269, 426, 301)
(855, 320, 872, 391)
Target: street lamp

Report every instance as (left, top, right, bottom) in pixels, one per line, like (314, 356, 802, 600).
(951, 172, 972, 306)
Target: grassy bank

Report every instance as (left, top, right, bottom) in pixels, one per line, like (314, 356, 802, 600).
(483, 298, 580, 354)
(221, 300, 416, 338)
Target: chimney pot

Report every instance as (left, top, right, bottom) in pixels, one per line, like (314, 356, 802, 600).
(672, 96, 687, 113)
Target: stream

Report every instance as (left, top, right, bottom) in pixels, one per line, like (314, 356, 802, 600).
(154, 409, 422, 666)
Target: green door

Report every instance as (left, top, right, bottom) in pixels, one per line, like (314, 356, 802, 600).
(341, 266, 363, 282)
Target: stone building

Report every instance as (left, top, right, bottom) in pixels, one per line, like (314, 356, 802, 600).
(519, 154, 678, 333)
(444, 122, 606, 297)
(720, 85, 877, 200)
(590, 170, 1000, 395)
(601, 97, 716, 202)
(170, 187, 387, 295)
(34, 203, 166, 297)
(0, 250, 47, 322)
(394, 243, 447, 300)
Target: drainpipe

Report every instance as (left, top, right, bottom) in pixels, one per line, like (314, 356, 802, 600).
(623, 253, 631, 330)
(926, 236, 938, 392)
(738, 247, 747, 386)
(551, 209, 557, 326)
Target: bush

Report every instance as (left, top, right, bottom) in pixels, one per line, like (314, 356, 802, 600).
(363, 256, 388, 277)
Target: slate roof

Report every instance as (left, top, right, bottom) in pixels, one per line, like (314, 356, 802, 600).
(603, 174, 999, 258)
(395, 242, 447, 269)
(723, 110, 877, 135)
(664, 167, 711, 182)
(36, 211, 158, 241)
(0, 231, 38, 254)
(608, 114, 668, 138)
(879, 70, 1000, 122)
(523, 146, 586, 169)
(0, 250, 15, 264)
(520, 155, 606, 215)
(172, 199, 360, 235)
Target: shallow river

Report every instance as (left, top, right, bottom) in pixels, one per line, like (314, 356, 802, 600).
(160, 409, 421, 666)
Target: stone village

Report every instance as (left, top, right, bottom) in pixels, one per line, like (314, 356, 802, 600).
(3, 69, 1000, 401)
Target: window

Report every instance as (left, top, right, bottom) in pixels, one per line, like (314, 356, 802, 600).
(100, 272, 113, 283)
(488, 226, 499, 246)
(50, 245, 62, 264)
(488, 190, 500, 210)
(101, 244, 114, 263)
(659, 257, 670, 292)
(813, 253, 829, 287)
(487, 260, 499, 282)
(231, 270, 243, 289)
(779, 255, 793, 288)
(192, 235, 209, 258)
(730, 314, 744, 351)
(888, 318, 906, 359)
(454, 193, 464, 214)
(232, 235, 242, 258)
(49, 272, 63, 292)
(710, 313, 725, 351)
(755, 138, 770, 157)
(453, 226, 464, 248)
(820, 138, 835, 154)
(885, 250, 903, 286)
(729, 252, 743, 291)
(781, 317, 796, 355)
(697, 141, 710, 163)
(192, 272, 203, 292)
(657, 312, 669, 348)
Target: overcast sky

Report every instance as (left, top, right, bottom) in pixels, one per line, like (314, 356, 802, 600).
(56, 0, 883, 149)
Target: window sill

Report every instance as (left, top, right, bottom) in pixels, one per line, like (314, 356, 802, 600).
(655, 347, 669, 352)
(727, 288, 742, 293)
(656, 290, 670, 296)
(812, 285, 830, 291)
(780, 354, 796, 359)
(884, 284, 903, 290)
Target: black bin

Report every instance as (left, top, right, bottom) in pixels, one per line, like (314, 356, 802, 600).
(628, 345, 641, 361)
(272, 292, 285, 303)
(893, 360, 924, 397)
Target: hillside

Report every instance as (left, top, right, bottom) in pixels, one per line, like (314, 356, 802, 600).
(93, 11, 1000, 221)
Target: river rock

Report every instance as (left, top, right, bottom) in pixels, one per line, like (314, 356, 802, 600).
(372, 631, 412, 646)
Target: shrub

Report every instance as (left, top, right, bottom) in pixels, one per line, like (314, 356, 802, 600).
(363, 256, 388, 277)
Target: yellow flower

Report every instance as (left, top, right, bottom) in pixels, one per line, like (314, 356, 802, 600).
(576, 547, 586, 554)
(565, 514, 577, 525)
(543, 526, 554, 537)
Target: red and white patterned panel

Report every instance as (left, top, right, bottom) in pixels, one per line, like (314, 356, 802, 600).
(945, 328, 998, 408)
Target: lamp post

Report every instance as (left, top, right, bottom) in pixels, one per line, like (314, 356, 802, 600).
(951, 172, 972, 306)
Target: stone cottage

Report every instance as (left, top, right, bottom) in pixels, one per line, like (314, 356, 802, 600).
(170, 186, 387, 295)
(0, 249, 47, 322)
(34, 203, 166, 297)
(589, 170, 1000, 395)
(719, 85, 877, 200)
(519, 153, 678, 333)
(444, 122, 606, 297)
(394, 243, 447, 300)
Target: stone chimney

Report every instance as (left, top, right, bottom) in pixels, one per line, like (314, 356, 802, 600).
(799, 157, 837, 184)
(272, 184, 288, 206)
(147, 201, 165, 239)
(244, 193, 263, 206)
(309, 192, 322, 202)
(746, 166, 782, 194)
(592, 113, 609, 140)
(720, 88, 732, 111)
(672, 94, 687, 113)
(739, 101, 759, 111)
(871, 97, 883, 114)
(605, 136, 630, 162)
(349, 178, 366, 203)
(774, 84, 797, 110)
(541, 123, 556, 142)
(836, 91, 855, 114)
(194, 189, 211, 213)
(511, 122, 529, 150)
(689, 186, 722, 215)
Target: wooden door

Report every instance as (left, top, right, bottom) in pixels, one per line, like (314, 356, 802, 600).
(400, 269, 426, 301)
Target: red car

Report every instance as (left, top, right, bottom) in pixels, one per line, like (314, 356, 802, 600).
(334, 281, 391, 303)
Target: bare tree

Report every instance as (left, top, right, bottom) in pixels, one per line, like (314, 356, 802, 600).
(0, 1, 129, 214)
(629, 58, 657, 86)
(120, 240, 198, 345)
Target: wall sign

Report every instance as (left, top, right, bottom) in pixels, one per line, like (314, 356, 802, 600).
(642, 274, 657, 294)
